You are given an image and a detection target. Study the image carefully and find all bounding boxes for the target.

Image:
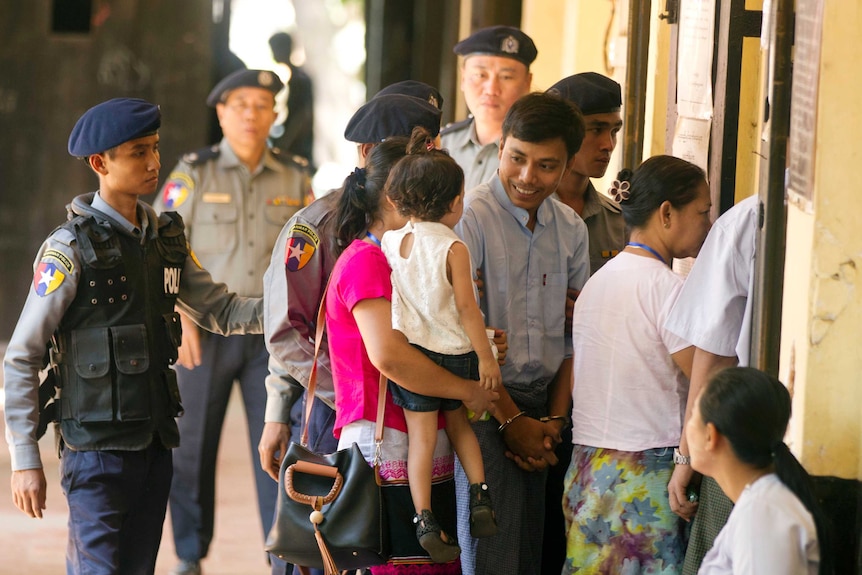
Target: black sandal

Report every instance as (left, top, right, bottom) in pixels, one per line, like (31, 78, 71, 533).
(413, 509, 461, 563)
(469, 483, 498, 538)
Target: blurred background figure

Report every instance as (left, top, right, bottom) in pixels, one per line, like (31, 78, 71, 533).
(269, 31, 315, 171)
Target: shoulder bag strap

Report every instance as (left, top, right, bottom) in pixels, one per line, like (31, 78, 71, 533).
(302, 274, 387, 446)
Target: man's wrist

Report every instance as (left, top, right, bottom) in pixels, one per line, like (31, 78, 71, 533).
(498, 410, 527, 434)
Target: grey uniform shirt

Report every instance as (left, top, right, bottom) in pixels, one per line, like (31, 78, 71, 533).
(262, 191, 341, 421)
(153, 139, 310, 296)
(554, 182, 627, 275)
(3, 193, 263, 471)
(441, 117, 500, 190)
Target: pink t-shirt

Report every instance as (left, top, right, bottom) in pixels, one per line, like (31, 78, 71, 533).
(324, 239, 407, 437)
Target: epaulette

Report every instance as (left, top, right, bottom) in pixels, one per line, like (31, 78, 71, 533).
(271, 147, 310, 170)
(440, 116, 473, 136)
(182, 144, 221, 166)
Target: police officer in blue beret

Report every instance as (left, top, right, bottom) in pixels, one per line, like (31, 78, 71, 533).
(3, 97, 263, 575)
(152, 70, 311, 575)
(441, 25, 536, 190)
(260, 81, 450, 575)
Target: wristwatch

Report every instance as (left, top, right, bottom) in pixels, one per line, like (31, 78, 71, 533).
(673, 448, 691, 465)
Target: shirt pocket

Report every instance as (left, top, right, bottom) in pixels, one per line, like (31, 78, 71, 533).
(192, 201, 238, 255)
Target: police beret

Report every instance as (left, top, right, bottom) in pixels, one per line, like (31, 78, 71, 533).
(374, 80, 444, 111)
(68, 98, 161, 157)
(344, 94, 442, 143)
(453, 25, 537, 67)
(206, 69, 285, 107)
(547, 72, 622, 116)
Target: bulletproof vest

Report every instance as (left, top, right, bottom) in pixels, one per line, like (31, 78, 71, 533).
(52, 212, 187, 450)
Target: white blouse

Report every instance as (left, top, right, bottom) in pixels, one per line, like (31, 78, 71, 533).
(699, 473, 819, 575)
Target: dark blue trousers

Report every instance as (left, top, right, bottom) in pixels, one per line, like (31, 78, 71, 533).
(61, 441, 172, 575)
(269, 390, 338, 575)
(169, 333, 275, 565)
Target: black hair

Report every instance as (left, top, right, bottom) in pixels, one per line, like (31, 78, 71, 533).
(616, 155, 706, 229)
(269, 32, 294, 65)
(333, 137, 409, 256)
(700, 367, 832, 575)
(385, 126, 464, 222)
(501, 92, 585, 159)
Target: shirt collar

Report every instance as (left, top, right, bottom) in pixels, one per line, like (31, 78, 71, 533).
(92, 191, 152, 238)
(217, 138, 283, 175)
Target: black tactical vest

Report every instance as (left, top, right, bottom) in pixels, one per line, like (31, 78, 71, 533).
(53, 212, 187, 450)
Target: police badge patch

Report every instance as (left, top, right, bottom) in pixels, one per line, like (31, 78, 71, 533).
(162, 172, 194, 209)
(501, 35, 519, 54)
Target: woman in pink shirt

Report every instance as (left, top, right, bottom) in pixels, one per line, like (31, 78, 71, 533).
(324, 136, 498, 575)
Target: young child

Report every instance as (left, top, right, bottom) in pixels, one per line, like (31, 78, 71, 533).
(381, 127, 500, 563)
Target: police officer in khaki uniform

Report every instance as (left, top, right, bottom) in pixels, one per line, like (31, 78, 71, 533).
(152, 69, 310, 575)
(548, 72, 627, 275)
(3, 98, 262, 575)
(441, 26, 536, 190)
(541, 72, 628, 575)
(260, 87, 443, 575)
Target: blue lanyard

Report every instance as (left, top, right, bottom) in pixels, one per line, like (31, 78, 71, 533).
(627, 242, 668, 266)
(365, 231, 382, 247)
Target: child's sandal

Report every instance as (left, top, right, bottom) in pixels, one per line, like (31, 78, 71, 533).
(469, 482, 498, 538)
(413, 509, 461, 563)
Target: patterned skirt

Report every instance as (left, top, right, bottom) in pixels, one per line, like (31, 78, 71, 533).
(562, 445, 687, 575)
(339, 420, 461, 575)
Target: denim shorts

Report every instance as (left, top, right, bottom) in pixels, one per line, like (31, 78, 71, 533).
(389, 344, 479, 412)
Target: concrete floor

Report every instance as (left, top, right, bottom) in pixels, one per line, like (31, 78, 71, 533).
(0, 379, 273, 575)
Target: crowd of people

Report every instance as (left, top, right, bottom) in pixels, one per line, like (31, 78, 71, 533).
(3, 22, 828, 575)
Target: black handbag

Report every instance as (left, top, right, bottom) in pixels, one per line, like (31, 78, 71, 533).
(264, 284, 389, 574)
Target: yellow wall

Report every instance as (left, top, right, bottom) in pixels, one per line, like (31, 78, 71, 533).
(780, 0, 862, 480)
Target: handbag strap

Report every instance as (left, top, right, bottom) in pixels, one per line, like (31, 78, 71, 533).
(302, 269, 387, 447)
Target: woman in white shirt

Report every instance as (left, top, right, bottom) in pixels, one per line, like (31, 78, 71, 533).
(561, 155, 712, 574)
(687, 367, 828, 575)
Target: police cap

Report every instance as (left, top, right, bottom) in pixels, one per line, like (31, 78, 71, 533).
(206, 69, 284, 107)
(374, 80, 444, 111)
(547, 72, 622, 116)
(344, 94, 442, 143)
(453, 25, 537, 68)
(68, 98, 161, 157)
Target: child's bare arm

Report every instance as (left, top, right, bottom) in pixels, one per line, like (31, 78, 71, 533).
(449, 242, 502, 390)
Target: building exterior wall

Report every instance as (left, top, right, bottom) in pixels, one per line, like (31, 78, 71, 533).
(0, 0, 212, 339)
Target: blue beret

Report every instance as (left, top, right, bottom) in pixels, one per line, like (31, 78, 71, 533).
(344, 94, 442, 143)
(547, 72, 622, 116)
(68, 98, 161, 157)
(374, 80, 444, 111)
(453, 26, 537, 67)
(206, 69, 284, 107)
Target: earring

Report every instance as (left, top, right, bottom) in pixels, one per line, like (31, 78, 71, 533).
(664, 222, 670, 229)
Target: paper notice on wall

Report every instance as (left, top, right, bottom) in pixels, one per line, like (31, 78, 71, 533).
(672, 117, 711, 171)
(677, 0, 716, 120)
(787, 0, 824, 212)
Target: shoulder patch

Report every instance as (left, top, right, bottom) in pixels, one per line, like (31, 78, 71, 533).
(270, 147, 310, 170)
(33, 250, 70, 296)
(182, 144, 220, 166)
(440, 117, 472, 136)
(284, 222, 320, 272)
(161, 172, 194, 209)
